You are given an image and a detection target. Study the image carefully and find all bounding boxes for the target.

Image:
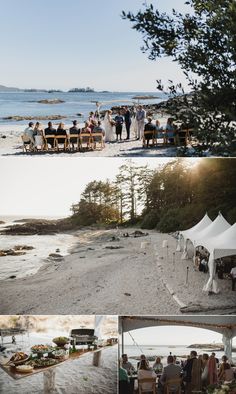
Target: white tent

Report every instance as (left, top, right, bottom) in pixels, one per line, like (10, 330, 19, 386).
(202, 222, 236, 294)
(177, 213, 212, 255)
(180, 213, 212, 242)
(120, 316, 236, 361)
(203, 223, 236, 261)
(193, 213, 231, 250)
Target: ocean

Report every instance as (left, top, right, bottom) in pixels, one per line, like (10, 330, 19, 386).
(0, 91, 166, 126)
(121, 345, 236, 365)
(0, 216, 77, 280)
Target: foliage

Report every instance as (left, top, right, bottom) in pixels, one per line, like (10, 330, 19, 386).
(71, 159, 236, 232)
(122, 1, 236, 151)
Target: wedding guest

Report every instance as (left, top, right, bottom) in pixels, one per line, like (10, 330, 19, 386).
(144, 117, 156, 148)
(201, 353, 209, 388)
(153, 356, 163, 373)
(160, 355, 181, 391)
(230, 266, 236, 291)
(137, 354, 149, 370)
(165, 118, 177, 144)
(136, 105, 146, 140)
(208, 354, 218, 385)
(92, 120, 105, 137)
(69, 120, 80, 149)
(124, 106, 132, 140)
(44, 121, 56, 148)
(115, 110, 124, 141)
(34, 122, 44, 149)
(138, 360, 156, 392)
(23, 122, 35, 148)
(218, 356, 234, 382)
(121, 354, 135, 374)
(183, 351, 202, 394)
(119, 359, 130, 394)
(56, 122, 67, 146)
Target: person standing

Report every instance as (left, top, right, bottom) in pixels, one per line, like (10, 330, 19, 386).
(114, 110, 124, 141)
(136, 105, 146, 140)
(103, 110, 115, 142)
(124, 106, 132, 140)
(230, 266, 236, 290)
(183, 351, 202, 394)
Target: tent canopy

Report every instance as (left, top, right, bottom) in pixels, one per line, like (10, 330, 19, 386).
(193, 213, 231, 249)
(202, 223, 236, 260)
(180, 213, 212, 241)
(120, 316, 236, 337)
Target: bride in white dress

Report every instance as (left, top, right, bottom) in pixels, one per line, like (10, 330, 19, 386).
(103, 110, 115, 142)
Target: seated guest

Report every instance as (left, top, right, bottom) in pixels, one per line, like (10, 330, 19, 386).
(218, 356, 234, 382)
(119, 360, 130, 394)
(165, 118, 177, 144)
(160, 355, 181, 391)
(144, 117, 156, 148)
(155, 120, 164, 139)
(69, 120, 80, 149)
(138, 360, 156, 392)
(153, 356, 163, 373)
(56, 122, 67, 144)
(92, 120, 105, 136)
(44, 121, 56, 148)
(121, 354, 135, 374)
(69, 120, 80, 135)
(34, 122, 44, 149)
(23, 122, 35, 148)
(90, 119, 97, 132)
(137, 354, 149, 370)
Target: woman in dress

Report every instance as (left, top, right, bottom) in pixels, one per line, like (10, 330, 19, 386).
(34, 122, 44, 150)
(103, 110, 115, 142)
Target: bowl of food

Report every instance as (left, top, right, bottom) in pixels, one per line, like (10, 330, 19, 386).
(31, 345, 54, 357)
(52, 349, 68, 361)
(15, 364, 34, 373)
(8, 352, 29, 366)
(27, 358, 59, 368)
(52, 337, 70, 348)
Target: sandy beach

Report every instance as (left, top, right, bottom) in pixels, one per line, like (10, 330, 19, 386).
(0, 228, 234, 315)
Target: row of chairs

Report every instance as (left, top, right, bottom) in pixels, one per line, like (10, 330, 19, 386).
(138, 377, 182, 394)
(142, 129, 192, 148)
(21, 133, 105, 153)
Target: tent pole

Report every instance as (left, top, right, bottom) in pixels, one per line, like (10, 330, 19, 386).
(121, 319, 124, 355)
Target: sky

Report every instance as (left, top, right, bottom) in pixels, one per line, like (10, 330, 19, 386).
(0, 157, 173, 217)
(123, 326, 236, 347)
(0, 0, 191, 91)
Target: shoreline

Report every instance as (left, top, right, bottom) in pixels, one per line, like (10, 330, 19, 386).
(0, 227, 234, 315)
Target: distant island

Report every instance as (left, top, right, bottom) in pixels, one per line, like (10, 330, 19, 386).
(0, 84, 96, 93)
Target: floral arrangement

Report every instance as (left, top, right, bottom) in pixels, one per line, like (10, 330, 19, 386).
(207, 382, 236, 394)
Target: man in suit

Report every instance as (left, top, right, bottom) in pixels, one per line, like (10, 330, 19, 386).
(124, 106, 132, 140)
(44, 121, 56, 148)
(160, 355, 182, 391)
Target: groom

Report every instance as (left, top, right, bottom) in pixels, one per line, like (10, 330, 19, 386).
(114, 110, 124, 141)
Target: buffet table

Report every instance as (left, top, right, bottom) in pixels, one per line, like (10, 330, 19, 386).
(0, 345, 115, 393)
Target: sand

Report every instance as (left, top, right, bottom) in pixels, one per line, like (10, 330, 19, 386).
(0, 122, 177, 158)
(0, 228, 234, 315)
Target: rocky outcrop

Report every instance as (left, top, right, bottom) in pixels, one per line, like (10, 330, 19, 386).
(0, 220, 5, 224)
(0, 218, 75, 236)
(37, 99, 65, 104)
(0, 245, 34, 257)
(3, 115, 67, 121)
